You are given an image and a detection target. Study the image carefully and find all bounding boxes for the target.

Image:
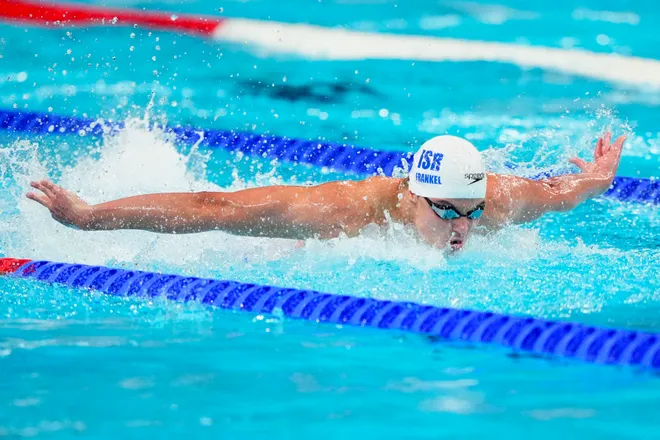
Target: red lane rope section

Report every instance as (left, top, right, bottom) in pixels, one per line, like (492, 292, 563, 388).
(0, 258, 32, 275)
(1, 0, 222, 36)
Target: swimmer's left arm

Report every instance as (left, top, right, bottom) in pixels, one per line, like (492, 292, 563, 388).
(505, 132, 626, 223)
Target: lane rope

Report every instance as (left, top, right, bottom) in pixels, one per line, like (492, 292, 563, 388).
(1, 257, 659, 370)
(2, 108, 658, 204)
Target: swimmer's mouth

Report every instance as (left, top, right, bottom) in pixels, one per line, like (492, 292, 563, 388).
(450, 238, 464, 251)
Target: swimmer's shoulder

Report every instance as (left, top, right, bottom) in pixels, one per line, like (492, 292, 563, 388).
(325, 176, 401, 195)
(483, 172, 531, 227)
(332, 176, 402, 212)
(480, 174, 511, 228)
(359, 176, 404, 201)
(487, 172, 538, 199)
(308, 176, 399, 208)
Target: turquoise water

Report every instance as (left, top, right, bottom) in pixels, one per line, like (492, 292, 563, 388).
(1, 0, 660, 437)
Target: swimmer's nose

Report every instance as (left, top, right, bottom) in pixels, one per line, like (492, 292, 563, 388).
(451, 217, 470, 236)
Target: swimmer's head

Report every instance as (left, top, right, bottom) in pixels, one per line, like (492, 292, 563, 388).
(406, 136, 487, 251)
(409, 135, 487, 200)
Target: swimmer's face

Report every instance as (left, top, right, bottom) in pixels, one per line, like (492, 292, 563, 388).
(412, 195, 485, 251)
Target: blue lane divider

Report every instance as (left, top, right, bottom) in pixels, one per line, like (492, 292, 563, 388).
(1, 109, 658, 204)
(7, 258, 660, 370)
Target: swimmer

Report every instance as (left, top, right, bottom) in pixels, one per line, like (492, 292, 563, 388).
(26, 132, 626, 251)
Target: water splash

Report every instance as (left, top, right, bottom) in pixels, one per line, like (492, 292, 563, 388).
(419, 107, 648, 178)
(0, 112, 658, 324)
(0, 113, 290, 269)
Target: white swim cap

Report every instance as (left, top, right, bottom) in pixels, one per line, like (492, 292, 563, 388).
(408, 135, 487, 199)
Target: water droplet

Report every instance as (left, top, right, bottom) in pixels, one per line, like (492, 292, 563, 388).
(272, 307, 285, 321)
(596, 34, 610, 45)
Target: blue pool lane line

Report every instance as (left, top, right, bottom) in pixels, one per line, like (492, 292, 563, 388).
(3, 257, 660, 371)
(1, 109, 658, 205)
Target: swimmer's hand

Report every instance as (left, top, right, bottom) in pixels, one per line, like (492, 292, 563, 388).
(569, 131, 626, 186)
(27, 180, 93, 230)
(492, 132, 627, 225)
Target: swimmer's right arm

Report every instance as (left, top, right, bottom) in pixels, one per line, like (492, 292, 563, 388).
(26, 179, 372, 239)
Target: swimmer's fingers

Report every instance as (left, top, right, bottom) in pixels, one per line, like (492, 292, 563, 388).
(40, 179, 61, 194)
(609, 135, 627, 168)
(569, 157, 590, 172)
(612, 135, 626, 156)
(30, 180, 56, 198)
(601, 131, 613, 155)
(595, 136, 604, 160)
(26, 191, 52, 209)
(41, 180, 70, 200)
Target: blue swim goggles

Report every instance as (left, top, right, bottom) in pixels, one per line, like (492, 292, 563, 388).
(424, 198, 485, 220)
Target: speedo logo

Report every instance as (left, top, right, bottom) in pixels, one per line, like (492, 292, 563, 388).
(465, 173, 485, 185)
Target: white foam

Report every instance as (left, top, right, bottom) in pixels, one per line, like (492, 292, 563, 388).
(299, 223, 449, 272)
(213, 18, 660, 87)
(417, 108, 650, 175)
(0, 115, 299, 270)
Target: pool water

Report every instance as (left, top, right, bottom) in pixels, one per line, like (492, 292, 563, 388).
(1, 0, 660, 437)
